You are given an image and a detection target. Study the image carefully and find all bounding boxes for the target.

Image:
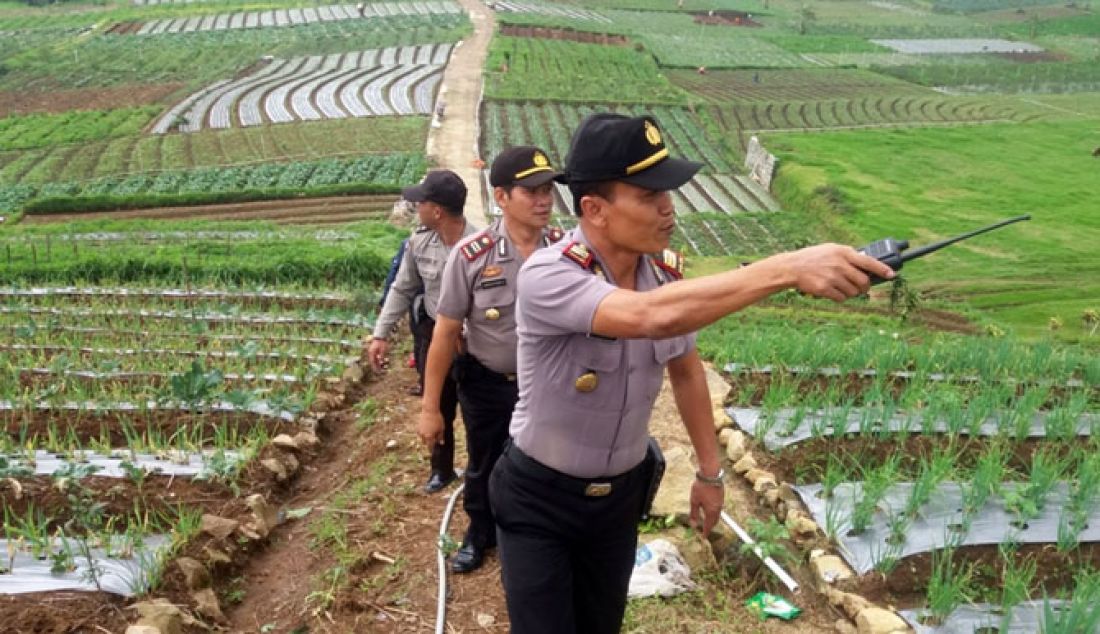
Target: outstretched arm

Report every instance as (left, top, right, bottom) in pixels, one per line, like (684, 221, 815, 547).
(591, 243, 894, 340)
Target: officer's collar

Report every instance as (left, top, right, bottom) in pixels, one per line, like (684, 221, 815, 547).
(570, 225, 654, 288)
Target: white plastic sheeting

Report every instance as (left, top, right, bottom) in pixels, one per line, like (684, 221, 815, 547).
(795, 481, 1100, 575)
(726, 406, 1098, 451)
(5, 448, 244, 479)
(0, 535, 170, 596)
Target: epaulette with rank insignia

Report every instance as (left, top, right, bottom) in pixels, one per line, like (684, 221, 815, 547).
(651, 248, 684, 280)
(545, 226, 565, 244)
(460, 233, 494, 262)
(561, 241, 593, 269)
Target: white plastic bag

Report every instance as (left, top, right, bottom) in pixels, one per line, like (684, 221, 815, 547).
(627, 538, 696, 598)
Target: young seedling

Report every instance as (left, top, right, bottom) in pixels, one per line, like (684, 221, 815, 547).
(923, 548, 975, 626)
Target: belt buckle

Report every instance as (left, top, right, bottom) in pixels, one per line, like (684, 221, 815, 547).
(584, 482, 612, 497)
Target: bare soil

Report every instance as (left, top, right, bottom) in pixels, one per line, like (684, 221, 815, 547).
(221, 356, 510, 633)
(499, 25, 628, 45)
(851, 543, 1100, 610)
(106, 20, 144, 35)
(0, 84, 183, 117)
(22, 195, 395, 225)
(993, 50, 1070, 63)
(691, 10, 762, 27)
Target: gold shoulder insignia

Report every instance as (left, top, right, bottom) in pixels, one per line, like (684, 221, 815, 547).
(460, 233, 494, 262)
(652, 249, 684, 280)
(546, 226, 565, 244)
(561, 241, 593, 269)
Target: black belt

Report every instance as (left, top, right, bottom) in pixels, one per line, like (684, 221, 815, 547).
(505, 442, 642, 498)
(459, 353, 516, 382)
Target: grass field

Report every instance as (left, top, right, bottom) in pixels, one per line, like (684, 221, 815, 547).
(764, 116, 1100, 344)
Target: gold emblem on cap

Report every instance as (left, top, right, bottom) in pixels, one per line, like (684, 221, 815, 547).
(575, 371, 599, 393)
(644, 120, 662, 146)
(485, 307, 501, 321)
(533, 151, 549, 167)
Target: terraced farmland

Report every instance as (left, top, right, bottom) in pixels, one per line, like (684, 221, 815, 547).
(152, 45, 451, 133)
(669, 68, 931, 103)
(119, 1, 461, 36)
(709, 94, 1044, 137)
(0, 280, 368, 614)
(488, 0, 611, 23)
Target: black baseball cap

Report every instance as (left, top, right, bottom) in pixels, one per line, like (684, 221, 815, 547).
(490, 146, 562, 188)
(402, 170, 467, 212)
(558, 113, 703, 190)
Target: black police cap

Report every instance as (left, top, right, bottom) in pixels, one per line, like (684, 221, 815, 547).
(490, 146, 562, 188)
(402, 170, 467, 212)
(558, 113, 703, 191)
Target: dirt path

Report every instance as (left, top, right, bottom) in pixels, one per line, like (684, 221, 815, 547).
(425, 0, 495, 225)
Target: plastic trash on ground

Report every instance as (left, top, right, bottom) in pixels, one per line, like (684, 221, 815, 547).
(627, 538, 696, 598)
(746, 592, 801, 621)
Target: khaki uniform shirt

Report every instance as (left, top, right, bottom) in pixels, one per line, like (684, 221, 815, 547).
(510, 226, 695, 478)
(436, 219, 563, 375)
(371, 222, 479, 340)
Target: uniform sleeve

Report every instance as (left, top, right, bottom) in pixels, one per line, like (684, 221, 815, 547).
(518, 255, 617, 337)
(436, 246, 472, 321)
(372, 238, 423, 339)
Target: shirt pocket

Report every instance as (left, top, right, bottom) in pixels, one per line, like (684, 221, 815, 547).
(568, 334, 623, 372)
(653, 338, 680, 365)
(417, 256, 444, 281)
(472, 283, 515, 309)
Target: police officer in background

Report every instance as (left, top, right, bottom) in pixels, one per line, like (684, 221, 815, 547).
(368, 170, 479, 493)
(418, 146, 564, 573)
(489, 113, 896, 634)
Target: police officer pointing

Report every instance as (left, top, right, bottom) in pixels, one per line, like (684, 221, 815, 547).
(368, 169, 478, 493)
(419, 146, 564, 573)
(488, 113, 896, 634)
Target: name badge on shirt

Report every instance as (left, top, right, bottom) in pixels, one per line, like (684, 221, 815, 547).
(480, 278, 507, 289)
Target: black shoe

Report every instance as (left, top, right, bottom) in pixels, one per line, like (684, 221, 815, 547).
(424, 471, 457, 494)
(450, 543, 485, 574)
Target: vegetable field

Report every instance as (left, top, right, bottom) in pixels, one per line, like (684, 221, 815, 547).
(152, 45, 452, 133)
(0, 152, 425, 217)
(121, 1, 461, 35)
(699, 306, 1099, 631)
(0, 280, 367, 605)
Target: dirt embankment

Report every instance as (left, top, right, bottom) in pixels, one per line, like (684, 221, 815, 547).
(500, 24, 628, 45)
(22, 194, 396, 226)
(0, 84, 183, 117)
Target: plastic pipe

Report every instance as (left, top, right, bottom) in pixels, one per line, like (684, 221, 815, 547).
(720, 510, 800, 594)
(435, 482, 465, 634)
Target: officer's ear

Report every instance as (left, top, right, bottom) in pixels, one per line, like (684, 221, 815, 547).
(578, 194, 607, 225)
(492, 186, 510, 209)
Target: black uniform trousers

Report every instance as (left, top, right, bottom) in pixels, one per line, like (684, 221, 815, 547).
(489, 442, 647, 634)
(454, 354, 518, 549)
(413, 312, 457, 476)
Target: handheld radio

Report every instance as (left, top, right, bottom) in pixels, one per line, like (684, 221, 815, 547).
(859, 214, 1031, 284)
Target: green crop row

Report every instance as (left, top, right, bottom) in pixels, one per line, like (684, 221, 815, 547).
(1, 14, 468, 91)
(876, 60, 1100, 92)
(0, 219, 404, 287)
(0, 107, 161, 152)
(0, 153, 425, 214)
(480, 101, 737, 172)
(0, 117, 429, 187)
(483, 36, 690, 104)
